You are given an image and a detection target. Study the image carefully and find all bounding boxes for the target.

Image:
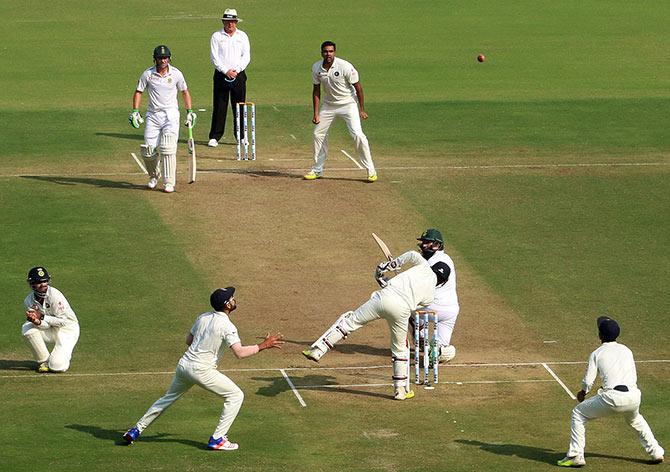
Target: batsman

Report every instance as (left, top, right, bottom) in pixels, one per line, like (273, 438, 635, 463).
(129, 45, 197, 193)
(303, 250, 451, 400)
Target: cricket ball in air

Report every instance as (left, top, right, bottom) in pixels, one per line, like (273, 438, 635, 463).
(477, 54, 486, 63)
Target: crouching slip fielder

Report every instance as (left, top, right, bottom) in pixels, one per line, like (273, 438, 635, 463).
(22, 267, 79, 373)
(557, 316, 664, 467)
(415, 228, 459, 363)
(129, 45, 196, 193)
(302, 251, 450, 400)
(123, 287, 284, 451)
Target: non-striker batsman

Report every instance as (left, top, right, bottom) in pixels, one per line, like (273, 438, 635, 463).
(129, 45, 197, 193)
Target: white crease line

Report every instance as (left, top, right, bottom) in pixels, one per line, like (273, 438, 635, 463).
(2, 162, 668, 179)
(1, 359, 667, 380)
(273, 106, 280, 112)
(296, 379, 555, 389)
(280, 368, 307, 407)
(340, 150, 364, 169)
(130, 153, 148, 174)
(542, 362, 577, 400)
(289, 134, 297, 140)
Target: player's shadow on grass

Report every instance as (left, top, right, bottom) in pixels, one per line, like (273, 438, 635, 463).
(65, 424, 206, 449)
(95, 132, 145, 142)
(0, 359, 37, 371)
(455, 439, 650, 465)
(22, 175, 145, 190)
(254, 374, 393, 400)
(283, 338, 390, 358)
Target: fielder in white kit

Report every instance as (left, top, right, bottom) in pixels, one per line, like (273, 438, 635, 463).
(302, 251, 451, 400)
(123, 287, 284, 451)
(22, 266, 79, 373)
(129, 45, 196, 193)
(415, 229, 459, 363)
(304, 40, 377, 182)
(558, 316, 664, 467)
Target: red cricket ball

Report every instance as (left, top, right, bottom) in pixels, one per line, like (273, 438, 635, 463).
(477, 54, 486, 63)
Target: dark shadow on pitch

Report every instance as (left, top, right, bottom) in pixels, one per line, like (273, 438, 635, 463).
(65, 424, 206, 449)
(255, 374, 392, 400)
(95, 132, 145, 142)
(285, 338, 390, 358)
(22, 175, 145, 190)
(455, 439, 650, 465)
(0, 359, 37, 371)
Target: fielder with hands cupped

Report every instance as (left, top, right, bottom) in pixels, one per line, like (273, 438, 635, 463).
(129, 44, 196, 193)
(123, 286, 283, 451)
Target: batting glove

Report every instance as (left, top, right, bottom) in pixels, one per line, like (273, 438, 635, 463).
(129, 109, 144, 129)
(377, 259, 399, 273)
(185, 109, 197, 128)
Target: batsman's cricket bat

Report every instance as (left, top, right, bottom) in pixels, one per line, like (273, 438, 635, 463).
(372, 232, 394, 262)
(187, 124, 196, 184)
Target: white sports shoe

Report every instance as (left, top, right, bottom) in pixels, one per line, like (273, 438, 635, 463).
(207, 139, 219, 147)
(147, 177, 158, 189)
(164, 184, 175, 193)
(438, 345, 456, 363)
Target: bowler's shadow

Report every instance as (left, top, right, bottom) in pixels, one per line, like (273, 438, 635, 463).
(255, 374, 392, 400)
(65, 424, 205, 449)
(0, 359, 37, 371)
(22, 175, 144, 190)
(455, 439, 649, 465)
(95, 132, 145, 142)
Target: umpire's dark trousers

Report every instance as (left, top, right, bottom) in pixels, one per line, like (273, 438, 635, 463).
(208, 70, 247, 141)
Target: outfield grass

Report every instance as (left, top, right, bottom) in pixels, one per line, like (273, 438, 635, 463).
(1, 1, 668, 471)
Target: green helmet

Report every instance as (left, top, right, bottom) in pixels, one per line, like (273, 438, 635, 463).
(153, 45, 171, 59)
(417, 228, 443, 244)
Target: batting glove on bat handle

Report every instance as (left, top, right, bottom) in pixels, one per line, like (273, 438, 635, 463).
(184, 109, 197, 128)
(129, 109, 144, 129)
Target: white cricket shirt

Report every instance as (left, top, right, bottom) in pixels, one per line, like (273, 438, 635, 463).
(312, 57, 359, 105)
(24, 286, 78, 328)
(582, 341, 638, 393)
(135, 64, 187, 112)
(210, 29, 251, 74)
(385, 251, 436, 311)
(181, 311, 241, 368)
(427, 250, 459, 310)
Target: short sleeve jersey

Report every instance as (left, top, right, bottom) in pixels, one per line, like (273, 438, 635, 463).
(24, 287, 78, 325)
(136, 64, 187, 112)
(181, 311, 241, 368)
(312, 57, 359, 105)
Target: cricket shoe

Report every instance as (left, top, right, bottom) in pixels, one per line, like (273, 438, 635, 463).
(147, 177, 158, 190)
(207, 139, 219, 147)
(650, 453, 664, 464)
(557, 455, 586, 467)
(366, 173, 378, 183)
(122, 427, 140, 445)
(438, 345, 457, 364)
(302, 348, 320, 363)
(37, 362, 50, 373)
(164, 184, 175, 193)
(394, 387, 415, 401)
(303, 171, 322, 180)
(207, 435, 238, 451)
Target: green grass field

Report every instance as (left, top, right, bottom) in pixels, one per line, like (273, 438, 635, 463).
(1, 1, 668, 470)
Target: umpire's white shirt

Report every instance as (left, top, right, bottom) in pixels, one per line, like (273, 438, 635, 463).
(210, 29, 251, 74)
(582, 341, 637, 393)
(24, 287, 78, 329)
(135, 64, 188, 112)
(181, 311, 240, 369)
(312, 57, 359, 105)
(385, 250, 436, 311)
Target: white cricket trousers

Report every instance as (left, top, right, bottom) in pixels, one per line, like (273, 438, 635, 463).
(312, 102, 375, 175)
(428, 304, 460, 347)
(21, 322, 80, 372)
(135, 360, 244, 439)
(567, 388, 664, 459)
(341, 290, 411, 360)
(144, 109, 180, 149)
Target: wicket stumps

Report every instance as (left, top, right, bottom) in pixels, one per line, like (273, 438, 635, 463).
(235, 102, 256, 160)
(414, 310, 438, 387)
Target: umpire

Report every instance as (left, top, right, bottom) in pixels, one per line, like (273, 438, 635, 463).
(208, 8, 250, 147)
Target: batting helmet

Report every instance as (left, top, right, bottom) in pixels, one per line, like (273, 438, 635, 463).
(27, 266, 50, 284)
(153, 45, 172, 59)
(417, 228, 444, 245)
